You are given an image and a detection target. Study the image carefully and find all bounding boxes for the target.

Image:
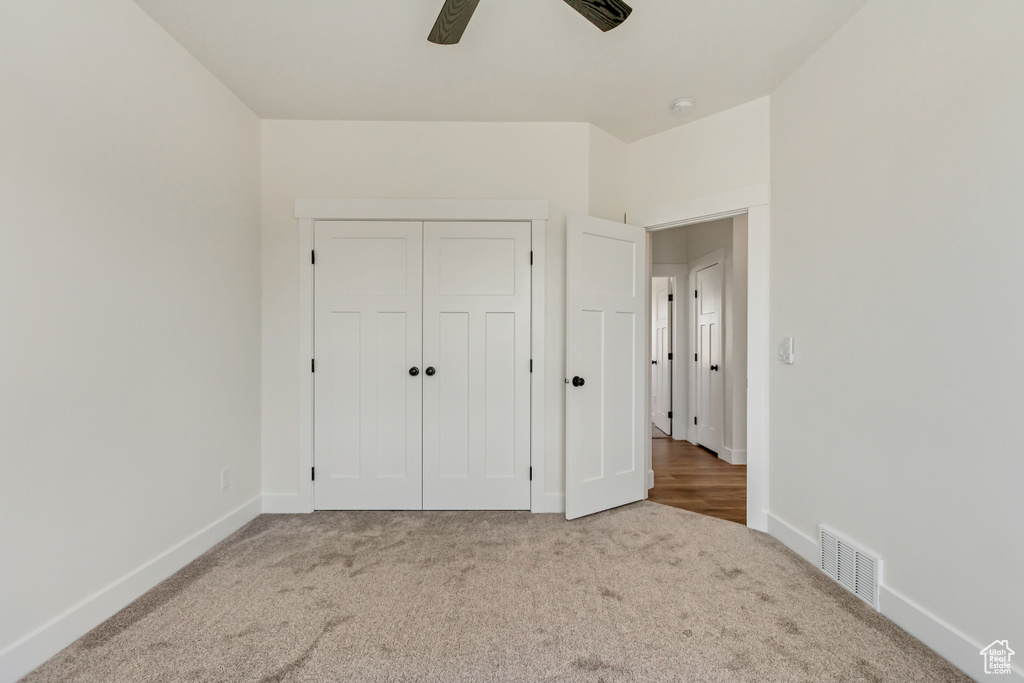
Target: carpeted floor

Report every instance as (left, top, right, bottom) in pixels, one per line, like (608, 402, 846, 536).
(24, 502, 968, 682)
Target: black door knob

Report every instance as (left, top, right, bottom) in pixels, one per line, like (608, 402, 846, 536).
(409, 367, 420, 376)
(652, 360, 658, 365)
(710, 364, 719, 371)
(425, 367, 436, 376)
(572, 376, 585, 387)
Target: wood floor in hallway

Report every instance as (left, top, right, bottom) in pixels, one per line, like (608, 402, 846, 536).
(648, 425, 747, 525)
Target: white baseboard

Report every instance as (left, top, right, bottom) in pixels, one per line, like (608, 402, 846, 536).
(0, 496, 262, 683)
(262, 492, 306, 514)
(647, 469, 655, 490)
(766, 512, 818, 565)
(719, 447, 747, 465)
(880, 587, 1023, 682)
(766, 512, 1019, 682)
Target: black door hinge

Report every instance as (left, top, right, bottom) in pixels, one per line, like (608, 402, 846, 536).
(530, 359, 533, 373)
(668, 411, 673, 419)
(694, 416, 698, 426)
(668, 294, 673, 301)
(530, 251, 534, 265)
(311, 250, 315, 265)
(668, 353, 673, 361)
(694, 289, 698, 298)
(311, 359, 315, 373)
(529, 466, 533, 481)
(311, 467, 315, 481)
(694, 353, 698, 362)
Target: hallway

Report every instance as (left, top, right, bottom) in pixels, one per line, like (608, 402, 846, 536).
(648, 426, 747, 525)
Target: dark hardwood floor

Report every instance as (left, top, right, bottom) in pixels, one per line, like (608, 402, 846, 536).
(648, 425, 746, 525)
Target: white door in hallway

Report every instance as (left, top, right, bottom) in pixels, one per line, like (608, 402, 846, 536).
(565, 214, 647, 520)
(313, 221, 423, 510)
(651, 277, 671, 435)
(422, 222, 532, 510)
(695, 260, 723, 454)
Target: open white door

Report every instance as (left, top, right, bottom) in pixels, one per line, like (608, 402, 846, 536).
(565, 214, 647, 520)
(651, 277, 672, 434)
(695, 260, 724, 454)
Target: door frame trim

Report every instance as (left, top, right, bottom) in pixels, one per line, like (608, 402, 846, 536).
(629, 184, 769, 532)
(295, 199, 549, 514)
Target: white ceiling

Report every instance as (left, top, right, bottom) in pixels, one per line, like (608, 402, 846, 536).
(132, 0, 868, 142)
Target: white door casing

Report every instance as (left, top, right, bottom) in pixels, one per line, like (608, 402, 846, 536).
(565, 213, 647, 520)
(313, 221, 423, 510)
(422, 222, 532, 510)
(651, 277, 671, 434)
(695, 258, 724, 454)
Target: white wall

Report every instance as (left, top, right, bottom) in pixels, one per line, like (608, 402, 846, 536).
(260, 121, 591, 510)
(626, 97, 770, 215)
(651, 228, 689, 265)
(0, 0, 261, 675)
(727, 215, 748, 460)
(588, 125, 628, 223)
(771, 0, 1024, 670)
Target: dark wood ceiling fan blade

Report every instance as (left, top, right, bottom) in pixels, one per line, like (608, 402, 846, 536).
(428, 0, 482, 44)
(562, 0, 632, 32)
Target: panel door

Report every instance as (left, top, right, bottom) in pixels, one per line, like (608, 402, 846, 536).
(651, 277, 672, 434)
(565, 214, 647, 520)
(314, 221, 423, 510)
(696, 261, 723, 454)
(422, 222, 532, 510)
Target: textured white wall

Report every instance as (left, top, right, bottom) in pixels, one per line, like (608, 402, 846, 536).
(771, 0, 1024, 658)
(260, 121, 590, 507)
(0, 0, 261, 660)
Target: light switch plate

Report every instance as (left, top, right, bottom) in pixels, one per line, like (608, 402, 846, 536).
(778, 337, 795, 364)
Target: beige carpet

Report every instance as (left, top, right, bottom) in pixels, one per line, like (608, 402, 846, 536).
(24, 502, 968, 682)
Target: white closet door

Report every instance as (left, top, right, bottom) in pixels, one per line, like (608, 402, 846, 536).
(422, 222, 532, 510)
(565, 214, 647, 520)
(314, 221, 423, 510)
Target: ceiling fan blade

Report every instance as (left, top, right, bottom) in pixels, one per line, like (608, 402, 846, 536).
(428, 0, 482, 45)
(561, 0, 632, 32)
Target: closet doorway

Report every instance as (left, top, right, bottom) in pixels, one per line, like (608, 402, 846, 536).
(296, 200, 549, 513)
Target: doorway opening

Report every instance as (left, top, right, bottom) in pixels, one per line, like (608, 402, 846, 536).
(646, 215, 748, 524)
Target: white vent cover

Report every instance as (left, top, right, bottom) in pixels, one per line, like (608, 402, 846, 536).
(819, 525, 882, 610)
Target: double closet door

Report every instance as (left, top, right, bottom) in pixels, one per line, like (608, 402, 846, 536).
(313, 220, 532, 510)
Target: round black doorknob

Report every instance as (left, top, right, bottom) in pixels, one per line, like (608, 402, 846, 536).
(425, 367, 436, 376)
(652, 360, 658, 365)
(572, 376, 585, 387)
(409, 367, 420, 376)
(710, 364, 719, 371)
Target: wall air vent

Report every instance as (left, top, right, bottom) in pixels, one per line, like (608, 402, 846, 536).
(818, 525, 881, 610)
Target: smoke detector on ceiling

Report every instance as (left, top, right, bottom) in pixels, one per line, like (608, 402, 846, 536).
(671, 97, 695, 115)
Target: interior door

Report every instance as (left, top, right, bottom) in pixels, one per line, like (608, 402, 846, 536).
(422, 222, 532, 510)
(651, 277, 671, 434)
(696, 261, 723, 454)
(565, 213, 647, 520)
(313, 221, 423, 510)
